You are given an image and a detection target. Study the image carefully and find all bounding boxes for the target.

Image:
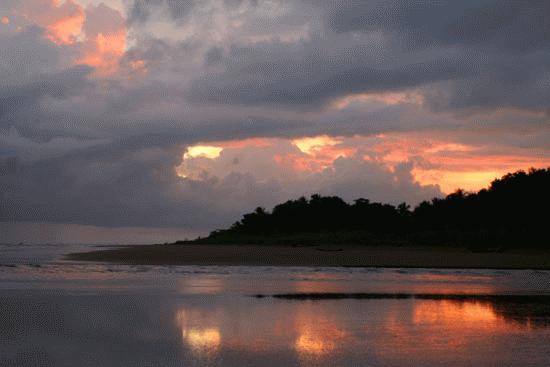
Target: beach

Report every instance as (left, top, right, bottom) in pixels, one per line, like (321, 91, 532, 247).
(67, 244, 550, 269)
(3, 243, 550, 366)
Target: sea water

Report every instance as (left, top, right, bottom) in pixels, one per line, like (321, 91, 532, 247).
(1, 243, 550, 366)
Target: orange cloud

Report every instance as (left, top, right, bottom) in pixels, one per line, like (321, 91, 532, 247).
(77, 29, 126, 75)
(216, 137, 275, 149)
(412, 157, 550, 193)
(364, 133, 550, 193)
(413, 170, 504, 193)
(46, 7, 84, 44)
(273, 153, 315, 172)
(184, 145, 223, 160)
(18, 0, 85, 45)
(76, 3, 127, 76)
(284, 135, 356, 171)
(16, 0, 127, 76)
(293, 135, 340, 155)
(178, 133, 550, 195)
(127, 59, 148, 75)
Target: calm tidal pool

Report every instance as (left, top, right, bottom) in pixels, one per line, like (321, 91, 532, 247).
(1, 244, 550, 366)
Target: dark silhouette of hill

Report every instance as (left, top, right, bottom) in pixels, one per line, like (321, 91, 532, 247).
(184, 168, 550, 249)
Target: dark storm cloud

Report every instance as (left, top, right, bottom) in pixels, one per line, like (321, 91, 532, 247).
(423, 51, 550, 112)
(128, 0, 198, 24)
(187, 41, 471, 106)
(0, 26, 60, 80)
(0, 143, 213, 228)
(0, 66, 91, 126)
(184, 0, 550, 111)
(0, 26, 93, 142)
(325, 0, 550, 51)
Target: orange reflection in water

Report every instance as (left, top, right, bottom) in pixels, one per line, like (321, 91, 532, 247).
(295, 325, 347, 356)
(366, 299, 529, 365)
(414, 300, 498, 325)
(390, 300, 527, 359)
(292, 272, 350, 294)
(291, 303, 350, 359)
(184, 329, 221, 352)
(405, 273, 497, 295)
(172, 293, 546, 365)
(175, 310, 222, 355)
(178, 276, 225, 294)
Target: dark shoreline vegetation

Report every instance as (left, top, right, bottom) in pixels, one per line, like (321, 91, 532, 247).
(181, 168, 549, 250)
(68, 168, 550, 268)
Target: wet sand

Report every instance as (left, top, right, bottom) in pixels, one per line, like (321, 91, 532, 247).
(67, 244, 550, 269)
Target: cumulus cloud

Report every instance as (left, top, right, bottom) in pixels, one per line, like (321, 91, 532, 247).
(0, 135, 442, 230)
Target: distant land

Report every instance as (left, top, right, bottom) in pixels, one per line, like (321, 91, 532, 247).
(183, 167, 550, 250)
(69, 168, 550, 268)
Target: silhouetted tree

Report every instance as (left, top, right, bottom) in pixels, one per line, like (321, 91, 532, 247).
(205, 168, 550, 248)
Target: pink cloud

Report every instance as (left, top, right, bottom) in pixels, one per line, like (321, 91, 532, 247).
(179, 133, 550, 195)
(15, 0, 130, 76)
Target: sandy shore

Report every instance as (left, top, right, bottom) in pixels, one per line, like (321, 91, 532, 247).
(67, 244, 550, 269)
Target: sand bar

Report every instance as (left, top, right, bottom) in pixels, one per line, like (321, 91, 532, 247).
(67, 244, 550, 269)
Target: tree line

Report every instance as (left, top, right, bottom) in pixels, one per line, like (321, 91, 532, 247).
(192, 168, 549, 248)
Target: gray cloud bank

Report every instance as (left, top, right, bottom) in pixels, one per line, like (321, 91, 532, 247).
(1, 0, 549, 241)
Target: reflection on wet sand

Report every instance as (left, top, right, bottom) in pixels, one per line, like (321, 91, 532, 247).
(185, 329, 222, 351)
(294, 326, 346, 356)
(172, 295, 550, 366)
(416, 297, 550, 329)
(178, 277, 226, 295)
(373, 298, 550, 364)
(293, 310, 348, 358)
(3, 251, 550, 367)
(412, 297, 550, 329)
(176, 310, 222, 356)
(414, 300, 498, 325)
(2, 288, 550, 366)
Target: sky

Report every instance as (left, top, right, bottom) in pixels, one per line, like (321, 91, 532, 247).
(1, 0, 549, 243)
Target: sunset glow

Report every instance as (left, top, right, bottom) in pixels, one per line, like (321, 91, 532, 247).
(413, 170, 505, 194)
(294, 316, 348, 356)
(14, 0, 127, 75)
(16, 0, 85, 44)
(178, 134, 550, 194)
(295, 332, 334, 355)
(184, 145, 224, 160)
(293, 136, 341, 155)
(175, 310, 222, 354)
(77, 29, 126, 75)
(2, 0, 549, 241)
(184, 329, 222, 352)
(2, 1, 550, 365)
(45, 8, 84, 44)
(414, 301, 498, 325)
